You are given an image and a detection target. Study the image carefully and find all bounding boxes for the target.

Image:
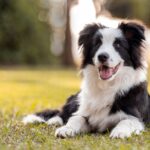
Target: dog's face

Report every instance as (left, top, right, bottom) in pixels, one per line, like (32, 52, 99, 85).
(79, 22, 145, 81)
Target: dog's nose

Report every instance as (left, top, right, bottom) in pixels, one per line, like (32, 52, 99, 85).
(98, 53, 109, 63)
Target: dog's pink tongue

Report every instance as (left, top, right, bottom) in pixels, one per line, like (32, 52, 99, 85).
(100, 68, 113, 80)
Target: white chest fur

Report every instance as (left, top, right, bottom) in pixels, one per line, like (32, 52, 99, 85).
(76, 65, 147, 128)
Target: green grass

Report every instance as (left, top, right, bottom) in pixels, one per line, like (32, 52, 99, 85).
(0, 68, 149, 150)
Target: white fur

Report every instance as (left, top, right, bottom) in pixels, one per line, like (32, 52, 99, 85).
(22, 114, 45, 125)
(110, 117, 144, 138)
(55, 125, 76, 138)
(47, 116, 63, 126)
(78, 64, 146, 127)
(98, 111, 129, 132)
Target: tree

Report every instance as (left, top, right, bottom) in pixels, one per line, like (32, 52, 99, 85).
(62, 0, 75, 67)
(0, 0, 53, 65)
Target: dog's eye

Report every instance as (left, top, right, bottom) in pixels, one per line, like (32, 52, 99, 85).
(94, 37, 102, 47)
(116, 43, 120, 48)
(114, 40, 121, 48)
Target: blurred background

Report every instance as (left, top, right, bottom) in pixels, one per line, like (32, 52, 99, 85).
(0, 0, 150, 68)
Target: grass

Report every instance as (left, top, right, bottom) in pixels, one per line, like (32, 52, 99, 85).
(0, 67, 149, 150)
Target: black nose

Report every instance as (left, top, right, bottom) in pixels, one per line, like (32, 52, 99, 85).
(98, 53, 109, 63)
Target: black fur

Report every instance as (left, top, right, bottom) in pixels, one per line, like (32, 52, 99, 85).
(78, 23, 104, 68)
(59, 93, 79, 124)
(36, 109, 60, 121)
(118, 22, 145, 69)
(110, 82, 150, 124)
(35, 93, 79, 123)
(113, 37, 133, 67)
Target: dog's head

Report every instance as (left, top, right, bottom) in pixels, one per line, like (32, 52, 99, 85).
(79, 22, 145, 81)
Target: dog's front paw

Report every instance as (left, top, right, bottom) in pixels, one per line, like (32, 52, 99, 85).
(110, 119, 144, 139)
(55, 125, 76, 138)
(110, 126, 132, 139)
(110, 125, 143, 139)
(110, 127, 143, 139)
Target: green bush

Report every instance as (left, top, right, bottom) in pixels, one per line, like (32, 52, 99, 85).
(0, 0, 53, 65)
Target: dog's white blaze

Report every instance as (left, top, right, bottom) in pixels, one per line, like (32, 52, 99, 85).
(94, 28, 124, 68)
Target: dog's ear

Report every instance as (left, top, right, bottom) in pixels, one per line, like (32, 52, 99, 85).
(78, 23, 103, 68)
(118, 22, 145, 45)
(78, 23, 103, 48)
(118, 22, 145, 69)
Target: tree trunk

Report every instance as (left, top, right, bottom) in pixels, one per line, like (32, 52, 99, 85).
(62, 0, 75, 67)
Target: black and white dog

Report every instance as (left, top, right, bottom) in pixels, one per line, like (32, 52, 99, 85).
(23, 21, 150, 138)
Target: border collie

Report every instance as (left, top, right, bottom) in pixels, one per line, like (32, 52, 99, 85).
(23, 21, 150, 139)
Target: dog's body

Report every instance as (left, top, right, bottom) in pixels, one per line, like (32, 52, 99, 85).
(23, 22, 150, 138)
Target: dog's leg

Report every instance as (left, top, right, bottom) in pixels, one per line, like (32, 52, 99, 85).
(55, 115, 89, 138)
(110, 116, 144, 139)
(22, 109, 59, 125)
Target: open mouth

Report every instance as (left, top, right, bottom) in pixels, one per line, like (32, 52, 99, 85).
(98, 63, 121, 80)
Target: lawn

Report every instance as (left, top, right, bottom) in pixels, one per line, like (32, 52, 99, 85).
(0, 67, 149, 150)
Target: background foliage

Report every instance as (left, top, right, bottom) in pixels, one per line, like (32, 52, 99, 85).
(0, 0, 150, 66)
(105, 0, 150, 26)
(0, 0, 53, 65)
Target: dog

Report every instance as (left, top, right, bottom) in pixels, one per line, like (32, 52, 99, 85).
(22, 21, 150, 139)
